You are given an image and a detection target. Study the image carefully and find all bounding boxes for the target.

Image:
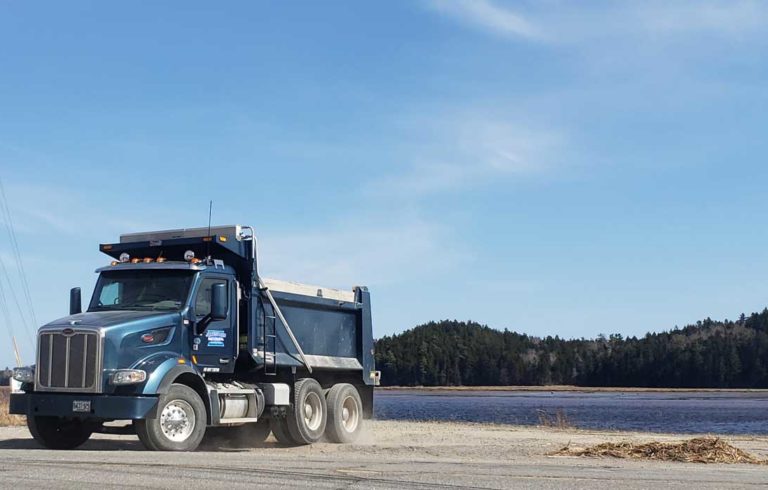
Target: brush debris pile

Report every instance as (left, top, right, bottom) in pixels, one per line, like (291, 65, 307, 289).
(0, 388, 25, 427)
(552, 437, 767, 465)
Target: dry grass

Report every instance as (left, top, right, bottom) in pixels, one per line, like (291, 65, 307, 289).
(552, 437, 768, 465)
(536, 409, 572, 429)
(0, 386, 25, 427)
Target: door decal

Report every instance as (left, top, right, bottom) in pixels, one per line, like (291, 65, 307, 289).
(205, 329, 227, 347)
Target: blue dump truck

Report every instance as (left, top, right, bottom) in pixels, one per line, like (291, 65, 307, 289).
(9, 225, 379, 451)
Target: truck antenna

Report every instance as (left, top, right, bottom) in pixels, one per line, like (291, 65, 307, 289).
(206, 200, 213, 261)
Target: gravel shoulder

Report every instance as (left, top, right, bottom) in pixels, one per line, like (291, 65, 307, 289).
(0, 420, 767, 489)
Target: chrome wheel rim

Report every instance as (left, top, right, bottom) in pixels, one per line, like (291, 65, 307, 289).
(303, 392, 323, 431)
(340, 395, 360, 433)
(160, 399, 195, 442)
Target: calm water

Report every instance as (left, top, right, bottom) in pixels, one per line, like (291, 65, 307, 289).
(374, 390, 768, 435)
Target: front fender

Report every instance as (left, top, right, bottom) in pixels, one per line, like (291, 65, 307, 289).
(135, 354, 212, 424)
(137, 354, 199, 395)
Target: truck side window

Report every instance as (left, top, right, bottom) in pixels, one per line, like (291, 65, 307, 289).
(195, 278, 228, 318)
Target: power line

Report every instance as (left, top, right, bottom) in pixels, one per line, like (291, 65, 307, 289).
(0, 177, 37, 365)
(0, 178, 37, 337)
(0, 253, 35, 346)
(0, 265, 24, 364)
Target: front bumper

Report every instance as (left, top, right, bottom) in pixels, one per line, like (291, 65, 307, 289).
(10, 392, 159, 420)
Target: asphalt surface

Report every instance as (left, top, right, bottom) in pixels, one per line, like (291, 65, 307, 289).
(1, 424, 767, 489)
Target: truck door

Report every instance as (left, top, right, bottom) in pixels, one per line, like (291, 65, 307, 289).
(191, 274, 237, 373)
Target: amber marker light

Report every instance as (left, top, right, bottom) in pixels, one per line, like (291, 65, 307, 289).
(156, 257, 167, 263)
(219, 235, 228, 242)
(143, 257, 153, 263)
(131, 258, 141, 264)
(177, 358, 186, 364)
(110, 261, 118, 266)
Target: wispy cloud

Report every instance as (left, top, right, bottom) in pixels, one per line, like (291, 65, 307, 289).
(423, 1, 768, 45)
(424, 0, 543, 41)
(370, 115, 565, 197)
(258, 217, 470, 289)
(636, 1, 768, 37)
(2, 181, 165, 237)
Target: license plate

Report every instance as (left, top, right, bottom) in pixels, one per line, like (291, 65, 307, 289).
(72, 400, 91, 413)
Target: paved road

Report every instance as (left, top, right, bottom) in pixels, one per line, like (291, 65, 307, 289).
(1, 425, 766, 489)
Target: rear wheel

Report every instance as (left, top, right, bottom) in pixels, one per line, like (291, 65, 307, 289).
(241, 419, 271, 443)
(28, 416, 93, 449)
(325, 383, 363, 443)
(203, 419, 271, 448)
(269, 417, 294, 444)
(135, 383, 207, 451)
(285, 378, 327, 445)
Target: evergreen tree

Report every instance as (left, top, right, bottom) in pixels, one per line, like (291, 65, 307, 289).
(375, 311, 768, 388)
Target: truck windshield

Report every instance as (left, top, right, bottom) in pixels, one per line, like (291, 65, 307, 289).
(89, 270, 194, 311)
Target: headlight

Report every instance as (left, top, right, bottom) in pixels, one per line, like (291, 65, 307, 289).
(12, 366, 34, 383)
(110, 369, 147, 385)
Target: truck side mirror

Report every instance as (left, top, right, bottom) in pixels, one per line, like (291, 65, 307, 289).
(70, 287, 82, 315)
(210, 283, 228, 321)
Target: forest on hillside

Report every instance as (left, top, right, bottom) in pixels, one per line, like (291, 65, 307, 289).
(374, 310, 768, 388)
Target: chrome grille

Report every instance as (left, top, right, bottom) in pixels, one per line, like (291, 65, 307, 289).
(36, 330, 101, 392)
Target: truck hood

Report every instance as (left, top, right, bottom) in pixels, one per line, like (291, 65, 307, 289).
(42, 310, 181, 331)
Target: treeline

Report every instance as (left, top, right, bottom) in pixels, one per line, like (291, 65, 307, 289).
(374, 310, 768, 388)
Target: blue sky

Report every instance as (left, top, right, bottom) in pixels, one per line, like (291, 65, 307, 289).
(1, 1, 768, 367)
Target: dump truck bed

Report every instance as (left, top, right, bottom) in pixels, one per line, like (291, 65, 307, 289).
(253, 279, 375, 383)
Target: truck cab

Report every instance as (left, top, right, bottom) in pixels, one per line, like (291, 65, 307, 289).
(89, 262, 239, 374)
(10, 225, 378, 451)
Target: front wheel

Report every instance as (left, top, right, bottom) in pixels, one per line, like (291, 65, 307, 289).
(28, 416, 93, 449)
(135, 383, 207, 451)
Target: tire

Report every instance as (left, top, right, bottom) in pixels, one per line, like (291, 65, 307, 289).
(27, 416, 93, 449)
(240, 419, 271, 444)
(285, 378, 327, 445)
(325, 383, 364, 443)
(134, 419, 158, 450)
(269, 417, 294, 445)
(135, 383, 207, 451)
(202, 419, 271, 448)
